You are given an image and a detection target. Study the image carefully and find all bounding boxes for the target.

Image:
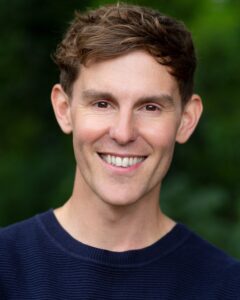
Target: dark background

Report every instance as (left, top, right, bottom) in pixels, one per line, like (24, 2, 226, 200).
(0, 0, 239, 258)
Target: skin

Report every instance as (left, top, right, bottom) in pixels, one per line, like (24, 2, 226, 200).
(51, 50, 202, 252)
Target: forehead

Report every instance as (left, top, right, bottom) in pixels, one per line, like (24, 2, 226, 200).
(73, 51, 180, 101)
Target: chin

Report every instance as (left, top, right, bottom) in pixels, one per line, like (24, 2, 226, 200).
(98, 190, 142, 208)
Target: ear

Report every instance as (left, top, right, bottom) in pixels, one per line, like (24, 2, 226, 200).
(51, 84, 72, 134)
(176, 94, 203, 144)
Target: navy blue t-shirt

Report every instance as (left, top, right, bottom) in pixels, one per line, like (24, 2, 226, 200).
(0, 210, 240, 299)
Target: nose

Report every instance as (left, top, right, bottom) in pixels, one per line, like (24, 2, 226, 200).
(109, 110, 137, 145)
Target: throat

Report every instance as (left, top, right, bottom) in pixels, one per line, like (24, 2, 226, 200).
(54, 200, 175, 252)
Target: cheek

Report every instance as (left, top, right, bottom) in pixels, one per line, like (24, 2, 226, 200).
(139, 117, 179, 150)
(72, 114, 112, 146)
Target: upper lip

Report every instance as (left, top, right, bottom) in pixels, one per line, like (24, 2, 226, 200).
(98, 152, 147, 158)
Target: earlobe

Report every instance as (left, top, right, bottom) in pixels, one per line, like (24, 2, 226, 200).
(51, 84, 72, 134)
(176, 94, 203, 144)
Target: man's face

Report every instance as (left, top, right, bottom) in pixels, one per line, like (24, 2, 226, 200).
(53, 51, 198, 207)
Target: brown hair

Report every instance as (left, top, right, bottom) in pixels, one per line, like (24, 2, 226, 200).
(54, 3, 196, 104)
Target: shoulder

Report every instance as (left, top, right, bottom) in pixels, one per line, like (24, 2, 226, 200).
(215, 260, 240, 299)
(0, 214, 39, 280)
(185, 226, 239, 264)
(0, 214, 39, 243)
(0, 211, 54, 284)
(0, 211, 54, 298)
(173, 223, 240, 273)
(180, 224, 240, 297)
(0, 210, 51, 258)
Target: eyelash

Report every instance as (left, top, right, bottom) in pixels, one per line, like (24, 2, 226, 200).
(143, 104, 160, 112)
(92, 101, 161, 112)
(93, 101, 111, 109)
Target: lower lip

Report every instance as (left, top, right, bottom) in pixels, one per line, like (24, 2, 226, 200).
(99, 155, 145, 174)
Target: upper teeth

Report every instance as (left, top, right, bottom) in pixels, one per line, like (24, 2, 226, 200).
(101, 155, 145, 168)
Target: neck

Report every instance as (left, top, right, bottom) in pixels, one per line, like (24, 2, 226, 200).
(54, 170, 175, 252)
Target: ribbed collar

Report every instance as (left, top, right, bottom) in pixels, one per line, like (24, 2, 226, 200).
(37, 209, 191, 267)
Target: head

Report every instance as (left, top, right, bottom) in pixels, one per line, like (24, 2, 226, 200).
(54, 3, 196, 105)
(51, 4, 202, 207)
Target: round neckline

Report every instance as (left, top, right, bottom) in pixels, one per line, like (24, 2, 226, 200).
(37, 209, 191, 267)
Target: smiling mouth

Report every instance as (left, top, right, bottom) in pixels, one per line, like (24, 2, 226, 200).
(98, 153, 147, 168)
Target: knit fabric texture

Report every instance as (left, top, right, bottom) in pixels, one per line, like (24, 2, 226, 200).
(0, 210, 240, 299)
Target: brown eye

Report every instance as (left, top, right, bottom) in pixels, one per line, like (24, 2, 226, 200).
(96, 101, 109, 108)
(145, 104, 159, 111)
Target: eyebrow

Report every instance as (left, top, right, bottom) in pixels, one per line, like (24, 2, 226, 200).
(82, 90, 117, 101)
(81, 89, 175, 106)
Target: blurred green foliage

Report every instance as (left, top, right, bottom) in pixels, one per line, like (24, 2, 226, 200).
(0, 0, 239, 258)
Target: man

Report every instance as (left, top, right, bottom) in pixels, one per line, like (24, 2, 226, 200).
(0, 3, 239, 299)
